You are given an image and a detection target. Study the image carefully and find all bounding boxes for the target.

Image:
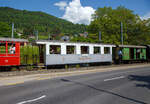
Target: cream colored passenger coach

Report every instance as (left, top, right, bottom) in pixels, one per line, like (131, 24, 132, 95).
(36, 40, 115, 65)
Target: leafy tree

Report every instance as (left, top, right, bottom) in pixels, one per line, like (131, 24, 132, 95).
(0, 21, 11, 37)
(88, 6, 150, 45)
(23, 26, 34, 36)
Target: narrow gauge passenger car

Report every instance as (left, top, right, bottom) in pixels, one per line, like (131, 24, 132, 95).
(0, 38, 28, 66)
(36, 40, 115, 66)
(114, 45, 147, 63)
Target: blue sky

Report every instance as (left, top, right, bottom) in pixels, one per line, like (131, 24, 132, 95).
(0, 0, 150, 24)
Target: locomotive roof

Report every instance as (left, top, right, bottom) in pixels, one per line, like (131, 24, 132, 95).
(0, 38, 28, 42)
(119, 45, 146, 48)
(36, 40, 115, 46)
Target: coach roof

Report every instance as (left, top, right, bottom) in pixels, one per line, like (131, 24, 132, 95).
(119, 45, 146, 48)
(36, 40, 115, 46)
(0, 38, 28, 42)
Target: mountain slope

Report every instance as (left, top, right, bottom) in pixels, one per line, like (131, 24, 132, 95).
(0, 7, 86, 37)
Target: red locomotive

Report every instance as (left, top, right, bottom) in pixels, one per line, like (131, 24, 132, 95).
(0, 38, 28, 66)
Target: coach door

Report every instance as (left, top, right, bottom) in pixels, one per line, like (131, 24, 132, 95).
(39, 44, 46, 64)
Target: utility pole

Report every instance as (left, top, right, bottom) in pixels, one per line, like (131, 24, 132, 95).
(121, 22, 123, 45)
(12, 23, 14, 38)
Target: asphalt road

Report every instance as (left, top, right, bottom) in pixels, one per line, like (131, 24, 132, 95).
(0, 66, 150, 104)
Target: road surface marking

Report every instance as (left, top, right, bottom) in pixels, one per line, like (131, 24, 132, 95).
(17, 95, 46, 104)
(104, 76, 125, 81)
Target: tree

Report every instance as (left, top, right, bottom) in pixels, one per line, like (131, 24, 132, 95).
(0, 21, 11, 37)
(88, 6, 147, 45)
(23, 26, 34, 36)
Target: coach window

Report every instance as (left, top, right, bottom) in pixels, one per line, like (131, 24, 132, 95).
(81, 46, 89, 54)
(8, 43, 16, 54)
(49, 45, 61, 54)
(104, 47, 110, 54)
(67, 45, 76, 54)
(94, 47, 101, 54)
(0, 42, 6, 54)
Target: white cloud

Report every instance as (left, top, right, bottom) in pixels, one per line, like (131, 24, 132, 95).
(61, 0, 95, 25)
(54, 1, 68, 10)
(141, 12, 150, 20)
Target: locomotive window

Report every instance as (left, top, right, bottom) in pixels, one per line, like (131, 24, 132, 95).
(8, 43, 16, 54)
(67, 45, 76, 54)
(104, 47, 110, 54)
(0, 42, 6, 54)
(94, 47, 101, 54)
(49, 45, 61, 54)
(81, 46, 89, 54)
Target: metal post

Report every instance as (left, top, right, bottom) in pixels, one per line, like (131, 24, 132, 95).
(121, 22, 123, 45)
(12, 23, 14, 38)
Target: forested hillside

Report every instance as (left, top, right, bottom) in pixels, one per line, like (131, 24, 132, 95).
(0, 7, 86, 38)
